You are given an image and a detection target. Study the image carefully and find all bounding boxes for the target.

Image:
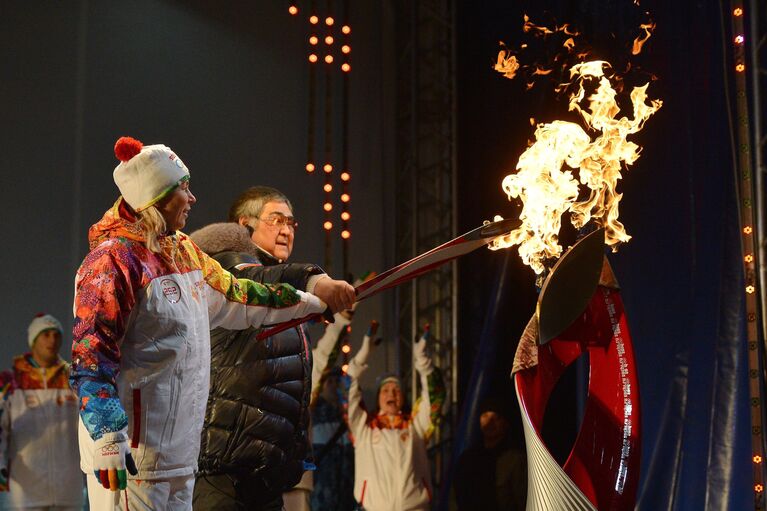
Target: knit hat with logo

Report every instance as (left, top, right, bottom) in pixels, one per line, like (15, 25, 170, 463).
(28, 313, 63, 347)
(112, 136, 190, 212)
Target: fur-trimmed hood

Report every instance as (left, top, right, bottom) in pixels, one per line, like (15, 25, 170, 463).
(189, 222, 264, 258)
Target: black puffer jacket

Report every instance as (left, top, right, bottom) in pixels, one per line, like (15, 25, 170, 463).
(190, 223, 325, 491)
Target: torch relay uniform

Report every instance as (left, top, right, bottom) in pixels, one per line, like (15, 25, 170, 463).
(0, 351, 83, 510)
(347, 334, 445, 511)
(71, 201, 325, 510)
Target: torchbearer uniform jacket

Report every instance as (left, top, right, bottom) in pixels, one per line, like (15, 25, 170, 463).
(0, 355, 83, 509)
(70, 200, 323, 481)
(348, 362, 445, 511)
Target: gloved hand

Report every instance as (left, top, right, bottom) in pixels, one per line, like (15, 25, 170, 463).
(312, 276, 357, 313)
(93, 429, 137, 491)
(413, 325, 433, 375)
(346, 321, 379, 379)
(0, 467, 8, 492)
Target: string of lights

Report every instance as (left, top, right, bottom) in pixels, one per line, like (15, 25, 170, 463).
(730, 4, 767, 509)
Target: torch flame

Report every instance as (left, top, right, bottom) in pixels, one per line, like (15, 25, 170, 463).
(632, 22, 656, 55)
(495, 48, 520, 79)
(490, 60, 662, 274)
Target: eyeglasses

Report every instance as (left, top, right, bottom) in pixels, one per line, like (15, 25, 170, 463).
(256, 213, 298, 230)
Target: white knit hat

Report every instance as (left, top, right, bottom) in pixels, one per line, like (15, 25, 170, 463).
(28, 313, 63, 347)
(112, 136, 190, 212)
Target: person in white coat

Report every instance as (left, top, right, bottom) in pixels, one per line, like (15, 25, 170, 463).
(70, 136, 328, 511)
(346, 328, 445, 511)
(0, 314, 83, 511)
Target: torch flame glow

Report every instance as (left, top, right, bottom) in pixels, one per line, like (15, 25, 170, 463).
(632, 22, 656, 55)
(490, 60, 662, 274)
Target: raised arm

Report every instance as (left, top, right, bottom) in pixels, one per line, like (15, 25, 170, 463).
(346, 324, 377, 437)
(412, 329, 446, 439)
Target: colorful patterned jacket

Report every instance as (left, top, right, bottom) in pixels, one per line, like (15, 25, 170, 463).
(0, 355, 83, 508)
(70, 199, 325, 480)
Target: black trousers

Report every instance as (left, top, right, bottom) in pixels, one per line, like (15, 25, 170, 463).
(193, 473, 284, 511)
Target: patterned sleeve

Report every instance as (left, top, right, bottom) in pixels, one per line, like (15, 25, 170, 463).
(0, 370, 14, 471)
(70, 246, 137, 440)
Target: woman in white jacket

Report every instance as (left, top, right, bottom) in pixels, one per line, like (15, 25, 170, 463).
(345, 328, 445, 511)
(70, 136, 328, 511)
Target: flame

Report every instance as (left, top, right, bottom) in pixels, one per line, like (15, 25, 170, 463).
(495, 48, 520, 79)
(632, 22, 656, 55)
(490, 61, 662, 274)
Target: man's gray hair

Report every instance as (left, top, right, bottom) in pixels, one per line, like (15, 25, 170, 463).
(227, 186, 293, 222)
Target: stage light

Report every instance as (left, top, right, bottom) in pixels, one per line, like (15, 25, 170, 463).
(305, 163, 315, 173)
(735, 35, 744, 44)
(309, 35, 319, 45)
(747, 285, 756, 294)
(342, 45, 351, 54)
(733, 8, 743, 16)
(325, 36, 334, 45)
(325, 55, 334, 64)
(736, 63, 745, 72)
(744, 226, 753, 234)
(324, 163, 333, 173)
(342, 63, 351, 72)
(309, 54, 318, 63)
(341, 193, 350, 203)
(342, 25, 351, 34)
(324, 221, 333, 230)
(746, 254, 754, 263)
(342, 363, 349, 373)
(324, 183, 333, 192)
(341, 211, 350, 221)
(326, 16, 334, 26)
(756, 484, 764, 493)
(755, 455, 763, 464)
(342, 344, 351, 354)
(341, 230, 351, 239)
(340, 172, 350, 181)
(288, 5, 298, 15)
(324, 202, 333, 212)
(310, 15, 319, 24)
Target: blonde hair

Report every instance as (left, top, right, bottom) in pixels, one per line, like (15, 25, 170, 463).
(136, 206, 167, 253)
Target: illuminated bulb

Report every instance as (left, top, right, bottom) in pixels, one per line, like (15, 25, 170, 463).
(324, 221, 333, 230)
(325, 55, 334, 64)
(747, 285, 756, 294)
(326, 16, 334, 26)
(736, 63, 746, 72)
(341, 230, 351, 239)
(755, 455, 763, 464)
(323, 202, 333, 212)
(288, 5, 298, 15)
(756, 484, 764, 493)
(309, 54, 318, 63)
(325, 36, 334, 45)
(341, 193, 350, 203)
(342, 63, 351, 72)
(323, 163, 333, 173)
(744, 226, 753, 234)
(305, 163, 315, 173)
(346, 325, 352, 334)
(323, 183, 333, 192)
(340, 172, 350, 181)
(309, 35, 319, 45)
(342, 25, 351, 34)
(342, 364, 349, 373)
(734, 8, 743, 16)
(310, 15, 319, 24)
(342, 344, 351, 354)
(341, 211, 350, 221)
(746, 254, 754, 263)
(735, 35, 745, 44)
(341, 45, 351, 54)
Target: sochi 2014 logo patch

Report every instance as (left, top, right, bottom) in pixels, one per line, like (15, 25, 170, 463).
(161, 278, 182, 303)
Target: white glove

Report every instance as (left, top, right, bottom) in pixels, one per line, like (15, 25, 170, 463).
(413, 327, 433, 375)
(93, 429, 137, 491)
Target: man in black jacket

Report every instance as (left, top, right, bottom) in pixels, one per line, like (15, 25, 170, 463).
(190, 186, 355, 510)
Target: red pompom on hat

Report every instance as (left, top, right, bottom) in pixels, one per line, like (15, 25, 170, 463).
(114, 136, 144, 162)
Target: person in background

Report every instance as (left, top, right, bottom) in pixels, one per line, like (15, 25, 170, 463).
(71, 138, 327, 511)
(190, 186, 355, 511)
(345, 327, 446, 511)
(453, 396, 527, 510)
(0, 313, 84, 510)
